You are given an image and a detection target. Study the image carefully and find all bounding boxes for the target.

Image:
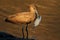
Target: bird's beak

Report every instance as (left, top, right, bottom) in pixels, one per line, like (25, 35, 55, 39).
(35, 4, 40, 7)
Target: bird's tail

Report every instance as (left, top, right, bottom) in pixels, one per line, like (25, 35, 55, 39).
(34, 16, 41, 27)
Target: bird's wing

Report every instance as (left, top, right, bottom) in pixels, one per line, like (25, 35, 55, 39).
(16, 12, 30, 15)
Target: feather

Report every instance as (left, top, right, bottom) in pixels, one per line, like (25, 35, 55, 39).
(34, 16, 41, 27)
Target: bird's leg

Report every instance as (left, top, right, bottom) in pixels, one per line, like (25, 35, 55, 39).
(26, 24, 28, 40)
(22, 24, 25, 40)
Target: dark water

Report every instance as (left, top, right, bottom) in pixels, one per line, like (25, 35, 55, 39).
(0, 32, 20, 40)
(0, 0, 60, 40)
(0, 32, 34, 40)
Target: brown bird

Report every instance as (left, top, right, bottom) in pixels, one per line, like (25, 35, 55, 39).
(5, 4, 41, 40)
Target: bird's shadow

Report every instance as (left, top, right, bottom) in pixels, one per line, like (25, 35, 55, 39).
(0, 32, 35, 40)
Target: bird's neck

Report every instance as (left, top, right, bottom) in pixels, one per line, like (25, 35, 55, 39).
(30, 7, 35, 14)
(29, 6, 40, 17)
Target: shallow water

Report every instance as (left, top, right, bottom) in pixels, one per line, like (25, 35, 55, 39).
(0, 0, 60, 40)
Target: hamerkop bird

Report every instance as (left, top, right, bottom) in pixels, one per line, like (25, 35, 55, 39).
(5, 4, 41, 40)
